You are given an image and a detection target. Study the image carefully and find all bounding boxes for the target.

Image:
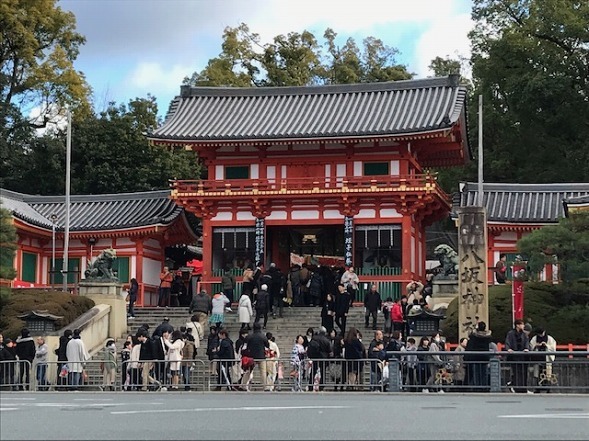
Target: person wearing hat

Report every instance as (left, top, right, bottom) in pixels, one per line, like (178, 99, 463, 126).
(152, 317, 174, 338)
(505, 319, 530, 393)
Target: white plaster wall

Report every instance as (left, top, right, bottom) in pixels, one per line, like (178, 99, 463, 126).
(237, 211, 256, 221)
(379, 208, 401, 218)
(116, 238, 133, 246)
(144, 238, 160, 249)
(353, 161, 362, 177)
(251, 164, 259, 179)
(266, 211, 287, 220)
(356, 209, 377, 218)
(212, 212, 233, 221)
(292, 210, 320, 220)
(495, 231, 518, 241)
(323, 210, 344, 219)
(215, 165, 223, 180)
(390, 160, 400, 176)
(143, 258, 161, 286)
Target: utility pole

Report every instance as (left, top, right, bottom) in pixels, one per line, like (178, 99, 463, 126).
(62, 108, 72, 293)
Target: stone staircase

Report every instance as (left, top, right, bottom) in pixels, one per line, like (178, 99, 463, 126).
(127, 305, 378, 358)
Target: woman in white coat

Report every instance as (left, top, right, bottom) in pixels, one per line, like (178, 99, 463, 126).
(164, 330, 185, 390)
(238, 292, 253, 331)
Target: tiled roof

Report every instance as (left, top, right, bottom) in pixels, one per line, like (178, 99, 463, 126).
(150, 75, 468, 141)
(454, 182, 589, 223)
(0, 188, 188, 232)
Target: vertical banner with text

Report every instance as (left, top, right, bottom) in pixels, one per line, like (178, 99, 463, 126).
(457, 207, 489, 340)
(511, 262, 526, 323)
(254, 218, 265, 268)
(344, 216, 354, 268)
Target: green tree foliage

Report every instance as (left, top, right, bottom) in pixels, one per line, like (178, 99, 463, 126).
(0, 0, 92, 134)
(0, 204, 17, 280)
(71, 97, 201, 194)
(442, 281, 589, 343)
(3, 97, 201, 195)
(470, 0, 589, 184)
(0, 289, 95, 339)
(185, 24, 412, 87)
(517, 212, 589, 283)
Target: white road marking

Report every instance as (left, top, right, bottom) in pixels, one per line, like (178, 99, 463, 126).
(0, 398, 36, 401)
(111, 405, 352, 415)
(498, 413, 589, 419)
(0, 408, 18, 411)
(73, 398, 113, 401)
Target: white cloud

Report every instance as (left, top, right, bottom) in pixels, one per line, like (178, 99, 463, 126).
(413, 12, 474, 78)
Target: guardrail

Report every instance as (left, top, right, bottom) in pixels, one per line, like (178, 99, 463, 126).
(385, 351, 589, 394)
(209, 357, 385, 392)
(2, 352, 587, 393)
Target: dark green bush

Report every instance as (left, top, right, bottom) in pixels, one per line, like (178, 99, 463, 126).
(442, 282, 589, 344)
(0, 289, 95, 339)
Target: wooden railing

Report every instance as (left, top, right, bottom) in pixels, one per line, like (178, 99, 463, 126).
(172, 173, 445, 197)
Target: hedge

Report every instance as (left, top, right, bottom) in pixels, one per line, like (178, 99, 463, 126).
(441, 281, 589, 344)
(0, 288, 95, 340)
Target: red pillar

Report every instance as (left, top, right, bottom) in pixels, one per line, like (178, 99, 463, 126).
(201, 219, 213, 281)
(401, 214, 412, 279)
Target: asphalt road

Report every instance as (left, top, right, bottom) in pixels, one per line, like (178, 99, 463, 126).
(1, 392, 588, 440)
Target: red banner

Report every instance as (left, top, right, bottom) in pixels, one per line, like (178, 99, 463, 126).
(512, 264, 526, 322)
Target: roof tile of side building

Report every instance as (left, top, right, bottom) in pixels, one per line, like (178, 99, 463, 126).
(454, 182, 589, 223)
(150, 75, 468, 141)
(0, 188, 185, 231)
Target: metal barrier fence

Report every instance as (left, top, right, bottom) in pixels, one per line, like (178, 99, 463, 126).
(209, 358, 386, 392)
(119, 359, 208, 392)
(385, 351, 589, 394)
(3, 352, 588, 393)
(0, 360, 32, 391)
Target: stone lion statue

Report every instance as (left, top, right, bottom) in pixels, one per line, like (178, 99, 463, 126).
(433, 244, 459, 277)
(84, 248, 118, 281)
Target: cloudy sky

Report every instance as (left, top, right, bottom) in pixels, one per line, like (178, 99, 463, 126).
(59, 0, 474, 117)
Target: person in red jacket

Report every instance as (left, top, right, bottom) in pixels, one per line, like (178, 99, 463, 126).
(390, 298, 405, 336)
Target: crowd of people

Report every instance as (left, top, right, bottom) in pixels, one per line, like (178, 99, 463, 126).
(0, 328, 90, 391)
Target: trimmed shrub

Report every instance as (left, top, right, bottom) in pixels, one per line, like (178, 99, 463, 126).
(0, 289, 95, 339)
(441, 282, 589, 344)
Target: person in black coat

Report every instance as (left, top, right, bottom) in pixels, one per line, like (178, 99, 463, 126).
(240, 323, 269, 390)
(216, 329, 235, 390)
(0, 338, 17, 390)
(364, 284, 382, 330)
(15, 328, 36, 390)
(152, 317, 174, 338)
(335, 284, 351, 335)
(151, 331, 169, 384)
(464, 321, 493, 389)
(321, 293, 336, 334)
(54, 329, 72, 389)
(505, 319, 530, 393)
(307, 327, 331, 391)
(254, 284, 270, 329)
(136, 331, 157, 391)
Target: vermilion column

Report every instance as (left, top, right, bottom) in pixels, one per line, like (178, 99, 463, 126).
(401, 214, 413, 279)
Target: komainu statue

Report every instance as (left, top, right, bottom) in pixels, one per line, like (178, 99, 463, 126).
(433, 244, 459, 278)
(84, 248, 118, 281)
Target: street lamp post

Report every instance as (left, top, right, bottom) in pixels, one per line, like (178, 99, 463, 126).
(50, 213, 57, 289)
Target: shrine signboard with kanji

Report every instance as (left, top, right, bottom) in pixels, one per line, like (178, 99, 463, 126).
(457, 207, 489, 340)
